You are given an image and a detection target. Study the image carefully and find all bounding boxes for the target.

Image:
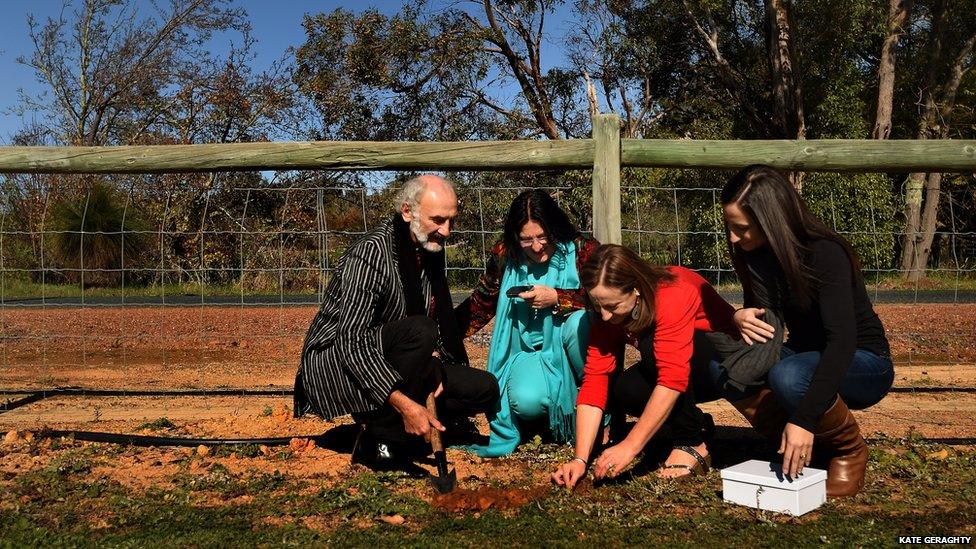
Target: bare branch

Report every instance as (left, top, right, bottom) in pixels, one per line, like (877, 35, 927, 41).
(682, 0, 769, 136)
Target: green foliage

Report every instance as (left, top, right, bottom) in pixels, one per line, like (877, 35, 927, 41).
(807, 61, 873, 139)
(295, 6, 496, 141)
(49, 182, 151, 287)
(802, 172, 900, 273)
(2, 0, 973, 297)
(620, 168, 735, 282)
(209, 444, 264, 459)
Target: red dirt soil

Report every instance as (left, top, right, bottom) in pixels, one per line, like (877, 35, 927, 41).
(1, 303, 975, 513)
(1, 303, 975, 442)
(431, 486, 549, 513)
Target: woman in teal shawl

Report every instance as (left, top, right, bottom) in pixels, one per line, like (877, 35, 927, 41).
(454, 190, 599, 457)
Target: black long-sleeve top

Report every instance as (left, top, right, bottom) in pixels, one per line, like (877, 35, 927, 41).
(743, 239, 890, 431)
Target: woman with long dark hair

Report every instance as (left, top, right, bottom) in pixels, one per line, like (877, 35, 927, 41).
(712, 164, 893, 497)
(456, 189, 599, 457)
(551, 244, 738, 488)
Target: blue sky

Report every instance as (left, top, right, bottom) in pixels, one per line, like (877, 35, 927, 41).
(0, 1, 575, 144)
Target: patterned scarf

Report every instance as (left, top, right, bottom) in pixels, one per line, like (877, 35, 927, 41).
(392, 216, 468, 365)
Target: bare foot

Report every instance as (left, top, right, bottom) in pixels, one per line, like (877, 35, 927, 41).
(656, 443, 709, 479)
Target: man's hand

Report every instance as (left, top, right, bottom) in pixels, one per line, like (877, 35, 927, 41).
(389, 390, 444, 441)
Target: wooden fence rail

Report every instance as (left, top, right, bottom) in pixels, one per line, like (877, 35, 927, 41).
(2, 115, 975, 244)
(0, 141, 596, 173)
(622, 139, 976, 172)
(1, 138, 973, 174)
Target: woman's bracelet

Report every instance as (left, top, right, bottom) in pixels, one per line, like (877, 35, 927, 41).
(571, 456, 587, 466)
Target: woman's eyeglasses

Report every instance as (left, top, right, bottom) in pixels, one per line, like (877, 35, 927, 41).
(518, 235, 549, 247)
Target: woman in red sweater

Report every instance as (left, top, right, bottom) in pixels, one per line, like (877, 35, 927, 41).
(552, 244, 737, 489)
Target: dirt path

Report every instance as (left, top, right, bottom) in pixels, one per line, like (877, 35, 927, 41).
(3, 389, 973, 439)
(2, 303, 975, 446)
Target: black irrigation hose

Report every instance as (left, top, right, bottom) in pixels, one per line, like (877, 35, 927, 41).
(4, 386, 976, 448)
(1, 392, 49, 413)
(4, 384, 975, 414)
(1, 387, 294, 413)
(26, 430, 976, 448)
(17, 387, 294, 398)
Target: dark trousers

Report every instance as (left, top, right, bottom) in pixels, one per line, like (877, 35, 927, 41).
(610, 331, 717, 447)
(356, 316, 498, 442)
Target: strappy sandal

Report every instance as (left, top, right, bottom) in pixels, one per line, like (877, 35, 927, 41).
(656, 445, 712, 479)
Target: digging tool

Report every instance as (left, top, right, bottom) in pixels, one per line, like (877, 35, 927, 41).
(426, 393, 457, 494)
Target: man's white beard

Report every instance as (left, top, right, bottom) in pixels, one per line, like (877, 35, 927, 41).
(410, 215, 443, 253)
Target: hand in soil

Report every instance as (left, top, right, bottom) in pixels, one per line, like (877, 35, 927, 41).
(551, 459, 587, 490)
(593, 442, 639, 480)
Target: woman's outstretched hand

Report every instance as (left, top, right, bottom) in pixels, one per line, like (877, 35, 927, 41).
(551, 459, 587, 490)
(733, 307, 775, 344)
(593, 442, 639, 480)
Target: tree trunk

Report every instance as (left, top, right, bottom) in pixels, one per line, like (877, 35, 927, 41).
(765, 0, 804, 139)
(900, 172, 925, 275)
(764, 0, 806, 191)
(873, 0, 911, 140)
(907, 172, 943, 281)
(900, 4, 975, 280)
(908, 33, 976, 279)
(481, 0, 561, 139)
(876, 0, 911, 272)
(900, 0, 944, 279)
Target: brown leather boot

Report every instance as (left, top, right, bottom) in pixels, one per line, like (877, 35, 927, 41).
(815, 397, 868, 498)
(730, 386, 790, 440)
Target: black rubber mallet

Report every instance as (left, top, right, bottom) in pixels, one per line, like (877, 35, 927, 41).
(426, 393, 457, 494)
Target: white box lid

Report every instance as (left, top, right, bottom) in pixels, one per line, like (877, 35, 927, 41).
(720, 459, 827, 490)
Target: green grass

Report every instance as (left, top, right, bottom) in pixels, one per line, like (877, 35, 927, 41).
(0, 277, 317, 300)
(866, 272, 976, 291)
(708, 272, 976, 294)
(3, 271, 974, 303)
(2, 438, 974, 547)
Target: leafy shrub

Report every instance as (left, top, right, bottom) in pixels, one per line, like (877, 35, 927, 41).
(49, 182, 151, 287)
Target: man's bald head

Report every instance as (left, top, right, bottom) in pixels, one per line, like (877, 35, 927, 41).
(396, 174, 456, 212)
(398, 174, 459, 253)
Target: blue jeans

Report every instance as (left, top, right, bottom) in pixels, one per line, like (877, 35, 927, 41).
(701, 347, 894, 414)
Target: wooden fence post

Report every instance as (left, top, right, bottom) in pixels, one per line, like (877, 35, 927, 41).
(592, 114, 622, 245)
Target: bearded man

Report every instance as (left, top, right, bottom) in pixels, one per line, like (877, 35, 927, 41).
(294, 174, 498, 470)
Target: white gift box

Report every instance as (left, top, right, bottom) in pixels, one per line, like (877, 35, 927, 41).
(720, 459, 827, 516)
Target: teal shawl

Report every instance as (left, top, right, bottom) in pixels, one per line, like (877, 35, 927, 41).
(469, 241, 580, 457)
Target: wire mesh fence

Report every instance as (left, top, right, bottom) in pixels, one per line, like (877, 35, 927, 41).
(0, 169, 974, 402)
(621, 179, 976, 385)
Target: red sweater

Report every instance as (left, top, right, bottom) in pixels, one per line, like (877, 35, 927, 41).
(576, 266, 737, 410)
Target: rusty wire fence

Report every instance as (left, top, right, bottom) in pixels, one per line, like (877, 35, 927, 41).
(0, 169, 974, 409)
